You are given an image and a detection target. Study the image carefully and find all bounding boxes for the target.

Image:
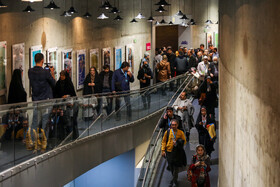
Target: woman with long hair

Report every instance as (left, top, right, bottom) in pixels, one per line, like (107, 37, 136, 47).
(8, 69, 27, 104)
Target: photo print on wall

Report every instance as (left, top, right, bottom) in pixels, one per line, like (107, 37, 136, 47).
(30, 45, 42, 68)
(90, 49, 100, 72)
(102, 47, 111, 70)
(77, 49, 86, 90)
(126, 44, 134, 73)
(62, 49, 73, 79)
(12, 43, 25, 87)
(0, 41, 7, 95)
(115, 46, 122, 70)
(47, 47, 59, 80)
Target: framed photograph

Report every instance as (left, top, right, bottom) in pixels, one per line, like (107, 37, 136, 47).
(114, 46, 122, 70)
(102, 47, 111, 69)
(0, 41, 7, 95)
(126, 44, 134, 73)
(206, 33, 213, 49)
(62, 49, 73, 79)
(90, 48, 100, 72)
(30, 45, 42, 68)
(47, 47, 59, 80)
(12, 43, 25, 87)
(213, 32, 219, 48)
(77, 49, 86, 90)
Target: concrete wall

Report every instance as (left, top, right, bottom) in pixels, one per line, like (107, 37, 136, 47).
(219, 0, 280, 186)
(0, 0, 153, 103)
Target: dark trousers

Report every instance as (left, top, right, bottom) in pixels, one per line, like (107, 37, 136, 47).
(115, 95, 131, 119)
(102, 88, 113, 115)
(166, 151, 179, 183)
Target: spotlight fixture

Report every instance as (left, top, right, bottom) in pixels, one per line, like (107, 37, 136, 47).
(205, 20, 213, 24)
(97, 13, 109, 19)
(114, 15, 123, 21)
(155, 6, 166, 13)
(155, 0, 170, 7)
(180, 14, 189, 20)
(0, 0, 7, 8)
(136, 13, 145, 19)
(147, 16, 155, 22)
(160, 19, 167, 24)
(45, 1, 60, 10)
(175, 10, 183, 16)
(100, 0, 112, 10)
(130, 18, 138, 23)
(23, 5, 35, 12)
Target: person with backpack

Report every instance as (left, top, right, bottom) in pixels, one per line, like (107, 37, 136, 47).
(188, 144, 211, 187)
(161, 119, 186, 187)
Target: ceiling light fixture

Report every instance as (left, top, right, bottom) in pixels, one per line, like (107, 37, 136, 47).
(175, 0, 183, 16)
(97, 13, 109, 19)
(180, 14, 189, 20)
(100, 0, 112, 10)
(155, 0, 170, 7)
(155, 5, 166, 13)
(61, 0, 71, 17)
(136, 0, 145, 19)
(23, 3, 35, 12)
(130, 18, 138, 23)
(83, 0, 92, 18)
(169, 21, 173, 25)
(45, 0, 60, 10)
(114, 15, 123, 21)
(160, 19, 167, 24)
(0, 0, 7, 8)
(146, 0, 154, 22)
(68, 0, 77, 14)
(130, 0, 138, 23)
(154, 21, 160, 26)
(205, 0, 213, 24)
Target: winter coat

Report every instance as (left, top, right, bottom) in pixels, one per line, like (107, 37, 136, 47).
(157, 60, 171, 82)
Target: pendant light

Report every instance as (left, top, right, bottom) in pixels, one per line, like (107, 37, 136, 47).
(154, 21, 160, 26)
(205, 25, 211, 29)
(135, 0, 145, 19)
(180, 1, 188, 20)
(190, 19, 196, 25)
(0, 0, 7, 8)
(169, 21, 173, 25)
(83, 0, 92, 18)
(23, 3, 35, 12)
(167, 0, 173, 25)
(100, 0, 112, 10)
(130, 0, 138, 23)
(160, 19, 167, 24)
(175, 0, 183, 16)
(155, 6, 166, 13)
(205, 0, 213, 24)
(45, 0, 60, 10)
(110, 0, 120, 13)
(114, 15, 123, 21)
(97, 13, 109, 19)
(61, 0, 71, 17)
(155, 0, 170, 7)
(189, 0, 196, 26)
(68, 0, 77, 14)
(147, 0, 154, 22)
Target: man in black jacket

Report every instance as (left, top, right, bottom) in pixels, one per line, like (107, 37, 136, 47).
(159, 107, 183, 133)
(137, 61, 153, 109)
(99, 65, 113, 115)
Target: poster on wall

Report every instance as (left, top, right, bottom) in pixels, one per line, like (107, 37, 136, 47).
(77, 49, 86, 90)
(12, 43, 25, 87)
(102, 47, 111, 69)
(0, 41, 7, 95)
(90, 49, 99, 72)
(206, 33, 213, 49)
(126, 44, 134, 73)
(62, 49, 73, 79)
(47, 47, 59, 80)
(30, 45, 42, 68)
(213, 32, 219, 47)
(115, 46, 122, 70)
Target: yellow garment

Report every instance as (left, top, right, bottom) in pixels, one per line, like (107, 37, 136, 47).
(161, 129, 186, 153)
(206, 123, 216, 140)
(36, 128, 47, 150)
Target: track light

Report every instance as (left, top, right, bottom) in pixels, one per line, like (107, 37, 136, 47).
(45, 1, 60, 10)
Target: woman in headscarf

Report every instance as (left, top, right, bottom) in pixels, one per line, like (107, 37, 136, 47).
(54, 70, 76, 98)
(8, 69, 27, 104)
(83, 67, 101, 95)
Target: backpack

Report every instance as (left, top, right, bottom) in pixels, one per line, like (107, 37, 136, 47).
(187, 155, 197, 182)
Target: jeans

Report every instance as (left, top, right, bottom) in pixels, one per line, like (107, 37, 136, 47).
(31, 105, 51, 139)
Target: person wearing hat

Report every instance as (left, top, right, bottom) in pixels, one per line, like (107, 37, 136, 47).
(159, 107, 183, 133)
(197, 56, 210, 81)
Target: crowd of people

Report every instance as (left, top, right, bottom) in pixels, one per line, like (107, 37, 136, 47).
(159, 44, 219, 187)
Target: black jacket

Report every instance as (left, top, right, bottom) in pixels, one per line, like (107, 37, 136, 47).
(54, 78, 76, 98)
(99, 71, 113, 91)
(83, 73, 102, 95)
(8, 69, 27, 104)
(159, 114, 183, 133)
(137, 66, 153, 88)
